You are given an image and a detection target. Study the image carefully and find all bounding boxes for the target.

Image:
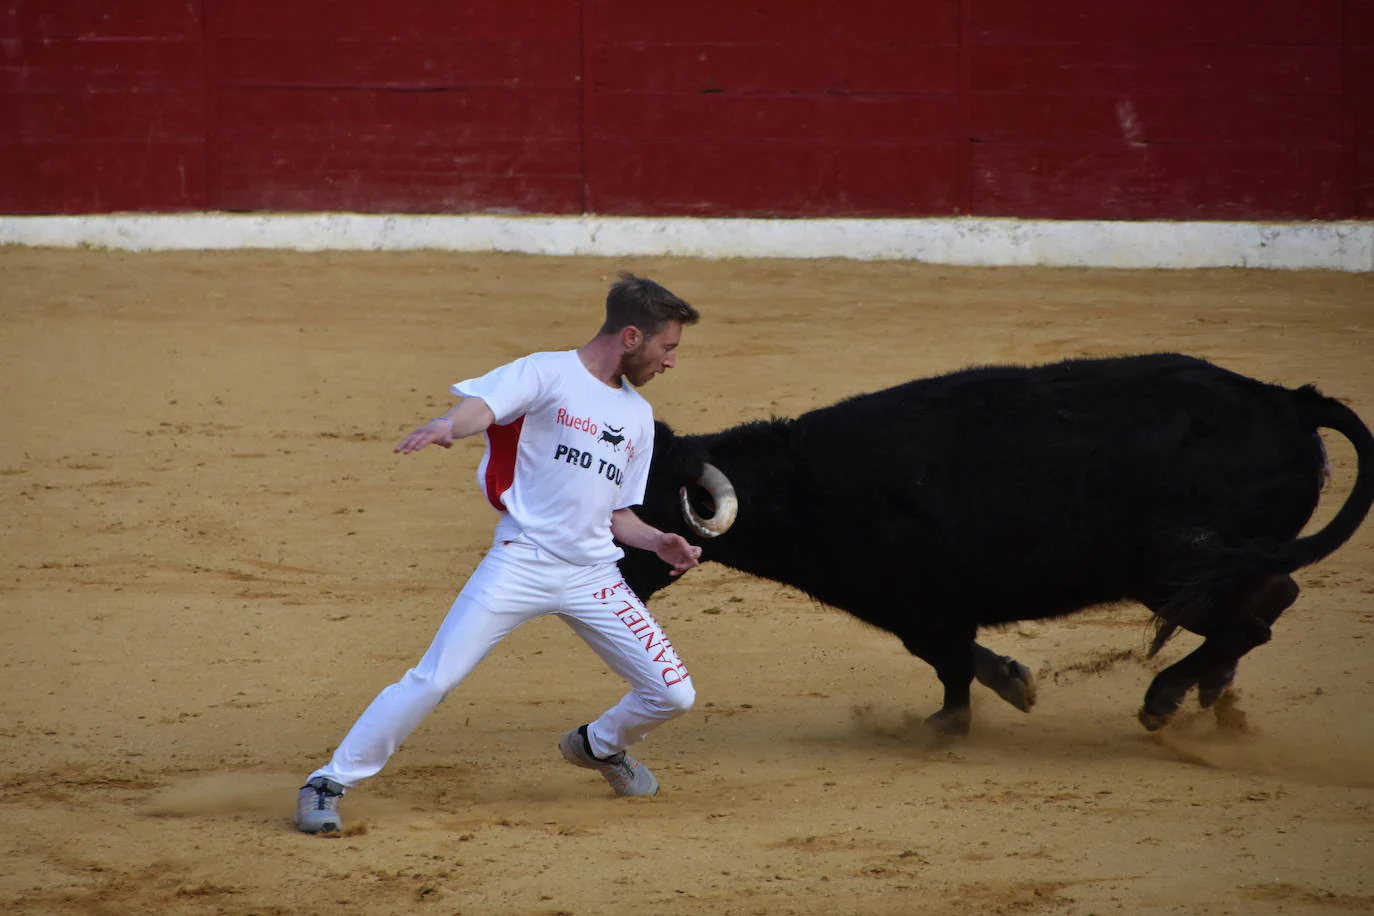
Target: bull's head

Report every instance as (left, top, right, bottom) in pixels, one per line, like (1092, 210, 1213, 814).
(619, 421, 738, 598)
(645, 421, 738, 538)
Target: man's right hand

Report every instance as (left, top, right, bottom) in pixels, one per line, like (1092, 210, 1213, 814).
(395, 418, 455, 454)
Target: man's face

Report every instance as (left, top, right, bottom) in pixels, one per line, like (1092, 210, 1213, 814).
(620, 321, 684, 387)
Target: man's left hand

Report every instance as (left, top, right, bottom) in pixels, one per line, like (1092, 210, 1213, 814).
(657, 533, 702, 577)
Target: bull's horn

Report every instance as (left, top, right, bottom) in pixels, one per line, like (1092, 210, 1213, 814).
(680, 462, 738, 538)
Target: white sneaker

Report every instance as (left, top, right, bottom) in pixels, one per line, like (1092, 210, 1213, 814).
(295, 776, 345, 833)
(558, 725, 659, 796)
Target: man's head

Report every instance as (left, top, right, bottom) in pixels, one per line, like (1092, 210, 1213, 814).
(601, 273, 700, 386)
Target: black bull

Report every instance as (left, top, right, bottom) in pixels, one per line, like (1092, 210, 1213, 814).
(616, 353, 1373, 735)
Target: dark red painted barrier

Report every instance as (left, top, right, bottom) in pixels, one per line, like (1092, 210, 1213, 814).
(583, 1, 962, 216)
(1, 3, 206, 212)
(210, 1, 583, 213)
(2, 1, 1369, 219)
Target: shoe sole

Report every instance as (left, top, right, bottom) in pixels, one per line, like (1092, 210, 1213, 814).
(296, 815, 342, 834)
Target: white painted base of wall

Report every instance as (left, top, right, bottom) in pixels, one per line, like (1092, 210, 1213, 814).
(1, 213, 1371, 271)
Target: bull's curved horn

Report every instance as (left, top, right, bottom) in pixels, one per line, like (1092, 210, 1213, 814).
(679, 462, 738, 538)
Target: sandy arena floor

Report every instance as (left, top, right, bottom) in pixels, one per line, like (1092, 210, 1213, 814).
(2, 249, 1372, 915)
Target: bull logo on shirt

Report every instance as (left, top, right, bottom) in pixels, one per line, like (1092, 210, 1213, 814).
(598, 424, 626, 450)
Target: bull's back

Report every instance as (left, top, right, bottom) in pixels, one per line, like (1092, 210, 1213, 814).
(786, 354, 1325, 620)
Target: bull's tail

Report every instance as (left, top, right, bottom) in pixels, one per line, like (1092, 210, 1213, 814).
(1281, 387, 1374, 570)
(1150, 386, 1374, 655)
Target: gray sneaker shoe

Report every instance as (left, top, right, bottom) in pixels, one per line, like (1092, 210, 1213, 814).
(559, 725, 659, 796)
(295, 776, 345, 834)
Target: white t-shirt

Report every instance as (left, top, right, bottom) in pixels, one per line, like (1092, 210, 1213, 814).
(452, 350, 655, 566)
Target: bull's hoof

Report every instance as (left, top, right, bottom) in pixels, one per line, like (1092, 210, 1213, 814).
(1211, 689, 1250, 733)
(1137, 707, 1173, 731)
(924, 706, 971, 739)
(1139, 683, 1189, 731)
(975, 654, 1037, 713)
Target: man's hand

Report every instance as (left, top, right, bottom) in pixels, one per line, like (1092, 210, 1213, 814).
(656, 532, 702, 577)
(395, 418, 455, 454)
(610, 508, 701, 576)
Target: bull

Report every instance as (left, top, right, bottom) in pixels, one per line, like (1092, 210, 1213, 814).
(618, 353, 1373, 735)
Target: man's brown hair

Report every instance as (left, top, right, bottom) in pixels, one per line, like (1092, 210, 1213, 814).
(601, 272, 700, 338)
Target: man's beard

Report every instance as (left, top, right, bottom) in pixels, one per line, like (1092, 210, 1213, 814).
(618, 349, 655, 386)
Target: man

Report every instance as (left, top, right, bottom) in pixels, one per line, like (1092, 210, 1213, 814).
(295, 273, 703, 834)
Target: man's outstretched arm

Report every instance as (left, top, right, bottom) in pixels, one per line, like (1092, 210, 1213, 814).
(394, 397, 496, 454)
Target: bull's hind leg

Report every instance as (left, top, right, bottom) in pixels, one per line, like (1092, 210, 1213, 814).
(973, 643, 1037, 713)
(898, 627, 978, 738)
(1195, 663, 1237, 710)
(1139, 573, 1299, 730)
(1196, 572, 1299, 708)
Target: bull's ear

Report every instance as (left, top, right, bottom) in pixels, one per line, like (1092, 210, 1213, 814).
(650, 421, 693, 471)
(649, 421, 705, 481)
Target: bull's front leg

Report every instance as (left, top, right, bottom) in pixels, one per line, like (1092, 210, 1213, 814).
(973, 643, 1037, 713)
(899, 627, 978, 738)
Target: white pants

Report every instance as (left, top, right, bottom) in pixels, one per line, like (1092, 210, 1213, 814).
(311, 536, 695, 788)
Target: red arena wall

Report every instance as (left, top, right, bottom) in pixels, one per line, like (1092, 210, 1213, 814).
(3, 0, 1370, 220)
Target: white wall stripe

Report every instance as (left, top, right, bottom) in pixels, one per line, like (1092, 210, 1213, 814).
(1, 214, 1370, 271)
